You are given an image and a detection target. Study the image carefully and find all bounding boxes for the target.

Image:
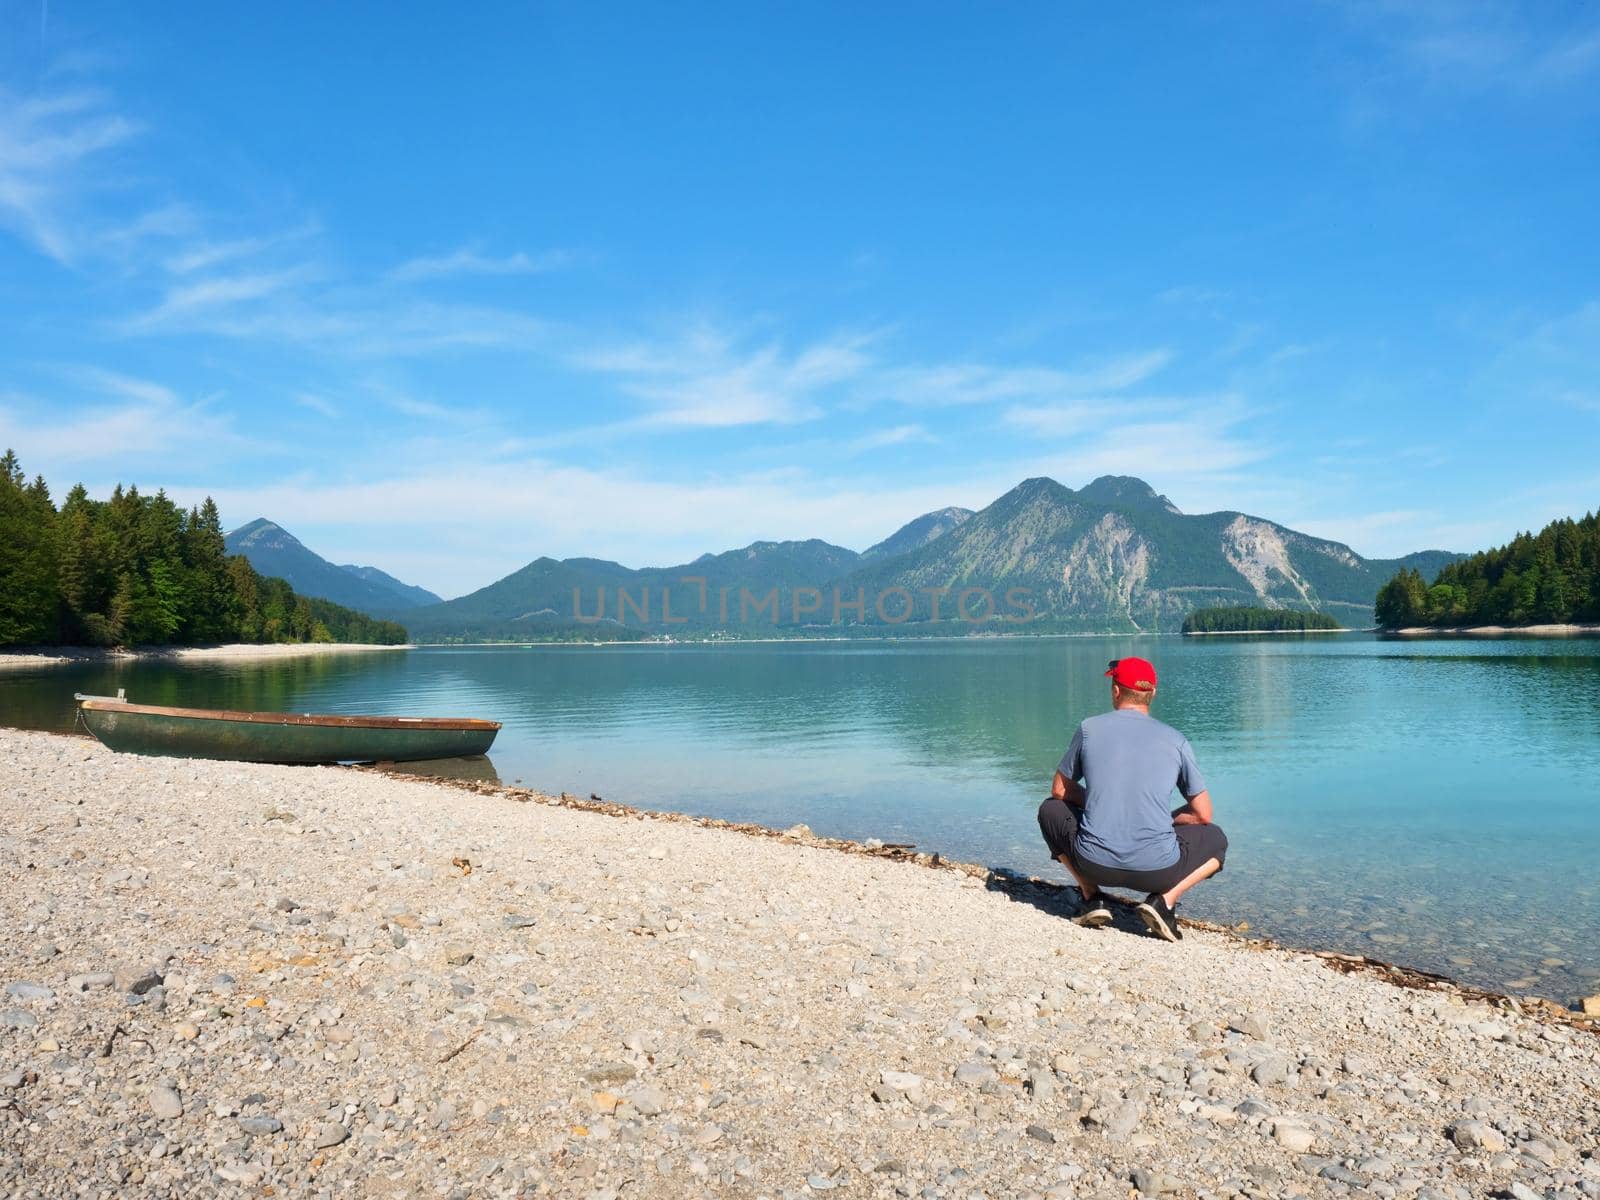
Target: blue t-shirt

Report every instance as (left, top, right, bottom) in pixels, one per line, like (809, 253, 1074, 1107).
(1056, 708, 1206, 873)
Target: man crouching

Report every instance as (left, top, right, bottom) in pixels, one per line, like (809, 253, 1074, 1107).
(1037, 656, 1227, 941)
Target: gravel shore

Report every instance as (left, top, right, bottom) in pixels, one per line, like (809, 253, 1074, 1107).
(0, 644, 410, 672)
(2, 728, 1596, 1199)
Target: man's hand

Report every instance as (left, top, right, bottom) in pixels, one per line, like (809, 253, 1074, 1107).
(1171, 790, 1213, 826)
(1052, 770, 1086, 807)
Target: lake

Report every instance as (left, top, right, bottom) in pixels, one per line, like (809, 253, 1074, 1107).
(3, 634, 1597, 1004)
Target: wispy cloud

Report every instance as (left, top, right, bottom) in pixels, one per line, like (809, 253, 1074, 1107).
(0, 87, 140, 263)
(846, 423, 936, 454)
(294, 392, 339, 419)
(0, 381, 245, 474)
(64, 365, 179, 407)
(388, 246, 573, 283)
(577, 326, 875, 428)
(873, 350, 1172, 407)
(1003, 396, 1175, 439)
(1337, 1, 1600, 90)
(163, 223, 319, 275)
(128, 266, 321, 327)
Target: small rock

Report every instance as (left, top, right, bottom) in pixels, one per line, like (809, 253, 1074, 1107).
(216, 1162, 266, 1184)
(1320, 1164, 1369, 1187)
(1450, 1120, 1507, 1153)
(5, 982, 54, 1003)
(175, 1022, 199, 1041)
(66, 972, 115, 993)
(444, 947, 475, 966)
(314, 1122, 349, 1148)
(1580, 993, 1600, 1017)
(1230, 1014, 1270, 1040)
(376, 1085, 398, 1107)
(1027, 1068, 1055, 1102)
(1272, 1122, 1316, 1153)
(585, 1061, 636, 1085)
(1, 1009, 38, 1030)
(1025, 1124, 1056, 1144)
(954, 1062, 997, 1087)
(238, 1116, 282, 1135)
(1252, 1057, 1293, 1087)
(879, 1070, 924, 1092)
(1131, 1168, 1182, 1195)
(115, 966, 165, 996)
(1087, 1101, 1142, 1138)
(621, 1030, 658, 1053)
(148, 1086, 183, 1120)
(631, 1086, 666, 1116)
(273, 897, 300, 912)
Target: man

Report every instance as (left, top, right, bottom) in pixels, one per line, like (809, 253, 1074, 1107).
(1036, 656, 1227, 942)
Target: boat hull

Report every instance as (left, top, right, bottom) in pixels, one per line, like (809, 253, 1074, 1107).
(79, 701, 499, 764)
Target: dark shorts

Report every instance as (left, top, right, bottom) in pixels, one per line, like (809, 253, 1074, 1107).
(1037, 796, 1228, 894)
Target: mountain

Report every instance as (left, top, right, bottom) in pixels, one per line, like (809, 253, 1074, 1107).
(1075, 474, 1183, 514)
(838, 477, 1458, 631)
(862, 507, 975, 561)
(401, 540, 862, 641)
(338, 564, 443, 608)
(398, 477, 1462, 640)
(224, 519, 440, 612)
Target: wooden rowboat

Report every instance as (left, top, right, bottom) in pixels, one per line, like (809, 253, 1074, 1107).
(75, 693, 500, 764)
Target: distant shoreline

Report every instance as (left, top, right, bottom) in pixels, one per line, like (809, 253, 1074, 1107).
(1181, 627, 1359, 637)
(0, 643, 412, 672)
(412, 631, 1190, 649)
(1390, 623, 1600, 638)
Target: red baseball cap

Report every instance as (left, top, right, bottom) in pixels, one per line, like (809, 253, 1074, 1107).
(1105, 656, 1157, 691)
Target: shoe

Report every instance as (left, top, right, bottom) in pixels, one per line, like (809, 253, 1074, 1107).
(1136, 893, 1182, 942)
(1073, 894, 1112, 928)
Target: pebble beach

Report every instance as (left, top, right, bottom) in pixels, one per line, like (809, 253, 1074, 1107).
(0, 644, 410, 672)
(2, 727, 1597, 1200)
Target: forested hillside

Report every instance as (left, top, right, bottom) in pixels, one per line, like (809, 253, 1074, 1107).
(0, 452, 407, 647)
(1181, 606, 1343, 633)
(1375, 511, 1600, 628)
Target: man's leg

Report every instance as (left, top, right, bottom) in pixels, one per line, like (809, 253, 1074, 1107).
(1136, 824, 1228, 942)
(1036, 797, 1104, 906)
(1056, 853, 1100, 900)
(1160, 856, 1221, 907)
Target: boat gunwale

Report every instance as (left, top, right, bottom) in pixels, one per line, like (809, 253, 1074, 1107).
(77, 699, 501, 732)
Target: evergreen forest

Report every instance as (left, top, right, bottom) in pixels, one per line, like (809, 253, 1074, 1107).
(1180, 606, 1343, 633)
(0, 452, 407, 648)
(1374, 511, 1600, 629)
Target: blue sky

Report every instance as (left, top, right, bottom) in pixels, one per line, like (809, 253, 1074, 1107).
(2, 1, 1597, 597)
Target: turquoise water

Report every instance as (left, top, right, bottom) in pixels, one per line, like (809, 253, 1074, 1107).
(3, 635, 1598, 1003)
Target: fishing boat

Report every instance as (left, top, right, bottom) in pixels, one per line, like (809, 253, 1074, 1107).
(75, 691, 500, 764)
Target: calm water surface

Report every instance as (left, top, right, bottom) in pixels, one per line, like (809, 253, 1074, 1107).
(3, 635, 1598, 1003)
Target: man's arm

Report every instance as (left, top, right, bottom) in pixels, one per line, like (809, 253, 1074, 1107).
(1172, 789, 1213, 825)
(1052, 770, 1086, 807)
(1053, 727, 1085, 805)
